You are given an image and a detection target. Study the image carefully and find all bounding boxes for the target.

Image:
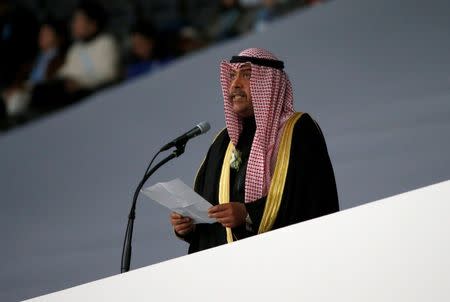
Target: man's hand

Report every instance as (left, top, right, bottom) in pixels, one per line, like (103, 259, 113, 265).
(208, 202, 247, 228)
(170, 212, 195, 236)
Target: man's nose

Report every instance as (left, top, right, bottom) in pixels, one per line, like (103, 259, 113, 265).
(231, 75, 242, 89)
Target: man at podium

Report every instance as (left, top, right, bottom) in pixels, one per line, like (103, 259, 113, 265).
(170, 48, 339, 253)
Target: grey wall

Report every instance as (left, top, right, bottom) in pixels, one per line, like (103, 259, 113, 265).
(1, 0, 450, 301)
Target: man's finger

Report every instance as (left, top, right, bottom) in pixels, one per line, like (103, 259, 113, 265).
(175, 223, 193, 233)
(173, 217, 191, 225)
(171, 212, 182, 219)
(208, 204, 229, 214)
(175, 221, 192, 229)
(209, 210, 231, 219)
(176, 228, 188, 235)
(208, 205, 219, 214)
(175, 226, 190, 234)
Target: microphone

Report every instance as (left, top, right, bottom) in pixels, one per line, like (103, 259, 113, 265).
(160, 121, 210, 151)
(121, 121, 210, 273)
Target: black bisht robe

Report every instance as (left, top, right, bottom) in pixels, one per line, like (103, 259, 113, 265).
(183, 113, 339, 253)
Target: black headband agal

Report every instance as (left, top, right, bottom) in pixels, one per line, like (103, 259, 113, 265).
(230, 55, 285, 70)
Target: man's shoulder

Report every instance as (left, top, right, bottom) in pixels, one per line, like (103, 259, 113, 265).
(95, 33, 115, 42)
(90, 34, 118, 50)
(291, 112, 323, 141)
(296, 112, 314, 123)
(210, 127, 230, 147)
(199, 127, 230, 169)
(293, 112, 315, 130)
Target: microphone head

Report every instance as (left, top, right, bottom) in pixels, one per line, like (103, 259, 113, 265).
(197, 121, 210, 134)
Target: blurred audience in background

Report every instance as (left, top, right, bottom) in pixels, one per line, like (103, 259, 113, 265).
(1, 0, 39, 119)
(0, 0, 38, 90)
(31, 0, 120, 111)
(0, 0, 328, 131)
(176, 26, 206, 57)
(1, 18, 67, 117)
(253, 0, 280, 32)
(205, 0, 245, 41)
(126, 21, 172, 80)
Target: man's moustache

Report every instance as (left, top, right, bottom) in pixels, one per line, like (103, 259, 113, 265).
(230, 91, 246, 98)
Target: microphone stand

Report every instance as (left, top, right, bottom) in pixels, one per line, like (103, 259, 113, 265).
(121, 143, 186, 273)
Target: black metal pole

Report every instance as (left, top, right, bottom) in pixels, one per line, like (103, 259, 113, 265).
(121, 145, 185, 273)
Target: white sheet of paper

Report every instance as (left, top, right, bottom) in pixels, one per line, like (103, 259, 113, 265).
(141, 178, 215, 224)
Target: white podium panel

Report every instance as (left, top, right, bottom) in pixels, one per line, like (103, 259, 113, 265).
(26, 181, 450, 302)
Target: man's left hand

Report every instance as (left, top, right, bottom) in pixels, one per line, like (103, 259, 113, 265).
(208, 202, 247, 228)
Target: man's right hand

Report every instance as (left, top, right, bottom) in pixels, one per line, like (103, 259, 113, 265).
(170, 212, 195, 236)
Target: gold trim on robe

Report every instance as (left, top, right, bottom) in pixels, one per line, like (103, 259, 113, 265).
(219, 142, 235, 243)
(219, 112, 303, 243)
(258, 112, 303, 233)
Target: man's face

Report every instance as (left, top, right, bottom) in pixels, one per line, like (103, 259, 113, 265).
(229, 63, 253, 118)
(39, 25, 61, 51)
(72, 11, 97, 40)
(131, 33, 154, 60)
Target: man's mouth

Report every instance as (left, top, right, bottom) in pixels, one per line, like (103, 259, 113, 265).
(230, 93, 246, 101)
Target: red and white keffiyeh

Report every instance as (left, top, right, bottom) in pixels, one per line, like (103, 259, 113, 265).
(220, 48, 295, 203)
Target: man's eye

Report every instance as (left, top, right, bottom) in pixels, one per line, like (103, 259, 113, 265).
(243, 73, 251, 79)
(230, 73, 236, 78)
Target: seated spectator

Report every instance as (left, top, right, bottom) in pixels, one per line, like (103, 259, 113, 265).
(29, 18, 68, 87)
(126, 22, 171, 80)
(253, 0, 280, 32)
(32, 0, 120, 110)
(176, 26, 206, 57)
(205, 0, 246, 42)
(1, 17, 67, 117)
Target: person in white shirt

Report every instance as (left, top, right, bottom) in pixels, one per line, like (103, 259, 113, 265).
(31, 0, 120, 110)
(58, 0, 120, 91)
